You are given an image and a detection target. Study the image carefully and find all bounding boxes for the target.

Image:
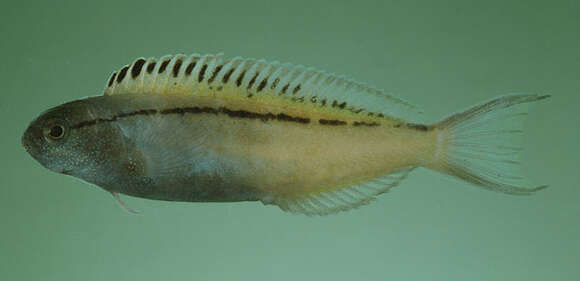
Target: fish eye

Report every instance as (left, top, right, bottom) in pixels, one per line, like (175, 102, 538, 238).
(44, 124, 66, 141)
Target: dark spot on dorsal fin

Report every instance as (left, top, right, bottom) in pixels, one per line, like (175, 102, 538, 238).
(172, 59, 183, 77)
(257, 78, 268, 92)
(131, 59, 146, 78)
(281, 83, 290, 94)
(222, 67, 234, 83)
(185, 61, 196, 76)
(159, 59, 170, 74)
(108, 72, 117, 87)
(292, 84, 301, 94)
(198, 64, 208, 82)
(247, 72, 259, 89)
(271, 78, 280, 90)
(146, 61, 156, 74)
(117, 66, 129, 83)
(207, 64, 223, 83)
(236, 70, 246, 87)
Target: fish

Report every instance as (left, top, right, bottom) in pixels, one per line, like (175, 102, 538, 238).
(21, 53, 550, 216)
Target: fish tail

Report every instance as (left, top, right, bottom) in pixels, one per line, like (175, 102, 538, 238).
(427, 94, 550, 195)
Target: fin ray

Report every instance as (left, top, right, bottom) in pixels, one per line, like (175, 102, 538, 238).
(111, 192, 141, 214)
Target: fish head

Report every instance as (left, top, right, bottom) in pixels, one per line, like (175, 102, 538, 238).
(22, 98, 118, 179)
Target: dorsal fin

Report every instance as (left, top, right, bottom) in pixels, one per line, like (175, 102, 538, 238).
(104, 53, 421, 120)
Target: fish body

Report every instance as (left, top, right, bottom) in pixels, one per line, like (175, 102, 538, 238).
(22, 53, 549, 215)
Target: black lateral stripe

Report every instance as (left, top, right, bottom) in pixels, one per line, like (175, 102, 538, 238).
(71, 106, 312, 129)
(353, 121, 380, 127)
(273, 112, 310, 124)
(319, 119, 347, 126)
(117, 109, 158, 118)
(160, 107, 218, 115)
(70, 109, 159, 129)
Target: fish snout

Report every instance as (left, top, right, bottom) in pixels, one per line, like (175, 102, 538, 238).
(22, 128, 32, 151)
(21, 124, 40, 156)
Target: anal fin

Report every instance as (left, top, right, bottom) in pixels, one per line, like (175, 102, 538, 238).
(273, 167, 416, 216)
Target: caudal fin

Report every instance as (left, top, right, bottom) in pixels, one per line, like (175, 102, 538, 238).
(430, 94, 550, 195)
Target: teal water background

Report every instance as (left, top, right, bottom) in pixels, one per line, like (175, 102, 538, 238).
(1, 0, 578, 280)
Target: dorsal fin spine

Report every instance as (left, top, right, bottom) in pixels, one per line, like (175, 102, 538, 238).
(173, 55, 195, 92)
(141, 58, 156, 94)
(241, 61, 259, 89)
(203, 54, 223, 84)
(267, 65, 285, 92)
(190, 55, 208, 93)
(113, 65, 128, 94)
(253, 62, 274, 93)
(165, 54, 187, 94)
(272, 64, 295, 95)
(285, 65, 306, 96)
(147, 55, 166, 94)
(134, 57, 148, 92)
(183, 54, 201, 92)
(302, 71, 324, 98)
(153, 55, 174, 94)
(318, 74, 336, 99)
(215, 58, 238, 85)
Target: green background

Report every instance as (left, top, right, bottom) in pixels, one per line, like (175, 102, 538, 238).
(1, 0, 578, 280)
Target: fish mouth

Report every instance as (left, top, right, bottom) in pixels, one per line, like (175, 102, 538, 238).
(21, 132, 31, 151)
